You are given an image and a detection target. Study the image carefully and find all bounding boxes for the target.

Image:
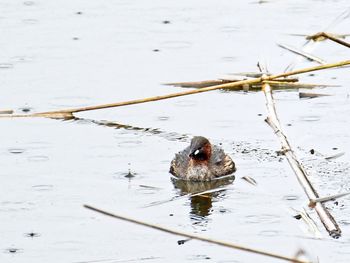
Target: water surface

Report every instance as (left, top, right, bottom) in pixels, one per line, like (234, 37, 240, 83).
(1, 0, 350, 262)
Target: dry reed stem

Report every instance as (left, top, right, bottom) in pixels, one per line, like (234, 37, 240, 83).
(309, 192, 350, 208)
(291, 208, 322, 239)
(263, 81, 337, 88)
(284, 8, 350, 72)
(307, 32, 350, 48)
(262, 82, 341, 238)
(277, 43, 327, 64)
(0, 59, 348, 119)
(270, 59, 349, 78)
(0, 109, 14, 114)
(288, 33, 349, 39)
(299, 92, 330, 99)
(168, 79, 333, 90)
(164, 79, 234, 88)
(84, 204, 311, 263)
(165, 77, 299, 88)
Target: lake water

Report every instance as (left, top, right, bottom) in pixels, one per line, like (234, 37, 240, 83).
(1, 0, 350, 262)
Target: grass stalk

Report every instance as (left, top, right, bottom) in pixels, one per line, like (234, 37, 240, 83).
(1, 59, 349, 119)
(84, 204, 311, 263)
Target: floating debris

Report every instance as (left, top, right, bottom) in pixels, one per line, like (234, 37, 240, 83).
(20, 107, 32, 113)
(5, 247, 22, 254)
(325, 152, 345, 160)
(177, 238, 191, 245)
(165, 79, 234, 89)
(299, 92, 330, 99)
(293, 214, 302, 220)
(166, 77, 333, 91)
(309, 191, 350, 208)
(24, 232, 40, 238)
(138, 185, 162, 190)
(290, 32, 350, 39)
(8, 148, 25, 154)
(307, 32, 350, 48)
(277, 43, 327, 64)
(0, 109, 14, 114)
(283, 195, 299, 201)
(241, 176, 257, 186)
(290, 208, 322, 238)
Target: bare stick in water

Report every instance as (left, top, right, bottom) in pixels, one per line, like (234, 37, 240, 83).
(1, 59, 349, 119)
(277, 43, 327, 64)
(307, 32, 350, 48)
(262, 82, 341, 238)
(83, 204, 311, 263)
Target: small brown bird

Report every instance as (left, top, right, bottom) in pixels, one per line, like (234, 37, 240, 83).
(170, 136, 236, 181)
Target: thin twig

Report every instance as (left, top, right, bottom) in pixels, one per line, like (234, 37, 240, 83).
(164, 79, 234, 88)
(168, 79, 334, 90)
(241, 176, 258, 186)
(264, 81, 337, 89)
(284, 8, 350, 71)
(1, 59, 349, 119)
(84, 205, 311, 263)
(299, 92, 330, 99)
(288, 33, 350, 39)
(309, 191, 350, 207)
(291, 208, 322, 239)
(277, 43, 327, 64)
(307, 32, 350, 48)
(262, 82, 341, 238)
(165, 77, 299, 88)
(270, 59, 349, 79)
(0, 109, 14, 114)
(325, 152, 345, 160)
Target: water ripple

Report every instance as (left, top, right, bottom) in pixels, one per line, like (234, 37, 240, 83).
(244, 214, 281, 224)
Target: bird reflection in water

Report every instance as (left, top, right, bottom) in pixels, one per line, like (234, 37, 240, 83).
(171, 176, 234, 225)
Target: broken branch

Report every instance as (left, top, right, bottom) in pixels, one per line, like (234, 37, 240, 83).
(262, 82, 341, 238)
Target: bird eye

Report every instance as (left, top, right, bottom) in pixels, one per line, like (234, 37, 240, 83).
(194, 149, 200, 155)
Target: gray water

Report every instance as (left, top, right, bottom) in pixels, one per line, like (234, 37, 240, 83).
(1, 0, 350, 262)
